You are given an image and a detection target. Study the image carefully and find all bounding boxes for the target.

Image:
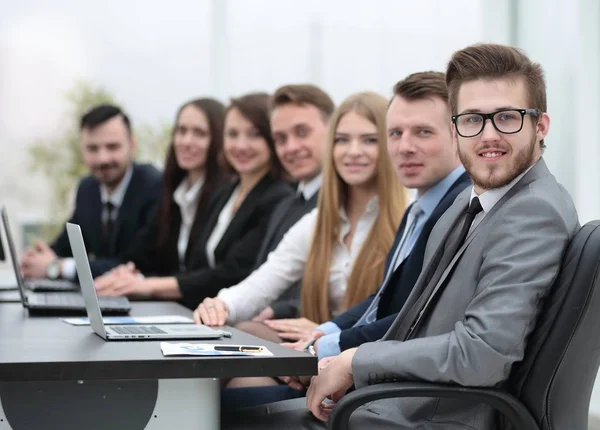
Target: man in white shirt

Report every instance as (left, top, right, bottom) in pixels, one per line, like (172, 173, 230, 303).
(20, 104, 161, 280)
(241, 84, 335, 322)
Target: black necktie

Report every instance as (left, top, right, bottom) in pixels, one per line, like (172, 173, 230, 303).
(394, 197, 484, 340)
(104, 201, 115, 245)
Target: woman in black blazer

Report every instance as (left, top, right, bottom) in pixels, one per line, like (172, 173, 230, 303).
(94, 97, 226, 283)
(96, 93, 293, 309)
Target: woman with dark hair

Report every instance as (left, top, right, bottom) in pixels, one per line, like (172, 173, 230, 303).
(95, 97, 227, 280)
(96, 92, 293, 309)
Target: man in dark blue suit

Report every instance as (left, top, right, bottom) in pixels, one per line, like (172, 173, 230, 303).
(20, 104, 161, 279)
(297, 71, 470, 361)
(221, 71, 471, 409)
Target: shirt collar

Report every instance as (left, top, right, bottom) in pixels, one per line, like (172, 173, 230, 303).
(469, 161, 537, 213)
(339, 196, 379, 223)
(100, 164, 134, 208)
(297, 174, 322, 200)
(416, 165, 466, 218)
(174, 176, 205, 207)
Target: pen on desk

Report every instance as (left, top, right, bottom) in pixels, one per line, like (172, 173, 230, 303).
(214, 345, 264, 353)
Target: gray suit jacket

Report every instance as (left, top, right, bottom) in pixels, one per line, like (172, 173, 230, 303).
(351, 159, 579, 429)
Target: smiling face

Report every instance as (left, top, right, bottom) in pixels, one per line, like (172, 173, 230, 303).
(386, 95, 459, 195)
(453, 77, 550, 194)
(173, 104, 211, 176)
(223, 107, 271, 177)
(80, 115, 136, 189)
(271, 103, 327, 183)
(332, 111, 379, 189)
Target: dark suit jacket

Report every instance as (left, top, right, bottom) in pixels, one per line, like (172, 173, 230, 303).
(51, 162, 162, 277)
(119, 189, 214, 277)
(175, 174, 293, 309)
(254, 191, 320, 319)
(332, 172, 471, 351)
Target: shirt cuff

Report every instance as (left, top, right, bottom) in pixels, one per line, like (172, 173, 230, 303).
(316, 332, 342, 360)
(316, 321, 341, 336)
(60, 258, 77, 280)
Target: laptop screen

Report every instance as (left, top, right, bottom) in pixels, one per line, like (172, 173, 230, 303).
(65, 223, 108, 338)
(1, 208, 29, 306)
(0, 221, 5, 262)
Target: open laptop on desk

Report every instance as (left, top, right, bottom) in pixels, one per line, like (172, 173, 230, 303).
(1, 209, 130, 315)
(66, 222, 227, 340)
(0, 208, 78, 292)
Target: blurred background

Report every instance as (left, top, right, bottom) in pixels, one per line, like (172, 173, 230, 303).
(1, 0, 599, 422)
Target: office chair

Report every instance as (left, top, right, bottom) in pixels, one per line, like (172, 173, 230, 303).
(330, 221, 600, 430)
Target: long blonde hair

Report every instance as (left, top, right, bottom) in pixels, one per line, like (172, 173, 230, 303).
(301, 92, 408, 323)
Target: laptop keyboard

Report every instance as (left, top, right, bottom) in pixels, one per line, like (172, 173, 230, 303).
(38, 293, 84, 306)
(26, 279, 77, 290)
(30, 293, 128, 309)
(111, 325, 167, 335)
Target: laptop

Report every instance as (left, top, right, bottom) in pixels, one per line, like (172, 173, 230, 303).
(66, 222, 227, 340)
(0, 209, 78, 292)
(1, 208, 131, 315)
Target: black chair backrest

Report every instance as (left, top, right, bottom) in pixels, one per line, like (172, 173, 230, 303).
(506, 220, 600, 430)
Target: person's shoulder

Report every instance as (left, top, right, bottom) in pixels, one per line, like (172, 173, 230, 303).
(133, 162, 161, 183)
(77, 173, 98, 192)
(259, 177, 295, 202)
(500, 173, 579, 235)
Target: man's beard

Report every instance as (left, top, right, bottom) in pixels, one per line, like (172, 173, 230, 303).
(458, 135, 537, 191)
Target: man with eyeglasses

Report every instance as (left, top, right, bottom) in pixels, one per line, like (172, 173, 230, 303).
(222, 43, 579, 430)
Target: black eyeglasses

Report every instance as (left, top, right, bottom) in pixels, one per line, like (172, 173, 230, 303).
(452, 109, 540, 138)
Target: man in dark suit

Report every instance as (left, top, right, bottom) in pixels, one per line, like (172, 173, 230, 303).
(280, 72, 469, 361)
(244, 84, 335, 322)
(20, 104, 161, 279)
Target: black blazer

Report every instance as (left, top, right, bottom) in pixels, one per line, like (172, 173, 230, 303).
(332, 172, 472, 350)
(119, 189, 214, 277)
(51, 162, 162, 277)
(255, 191, 320, 319)
(175, 174, 293, 309)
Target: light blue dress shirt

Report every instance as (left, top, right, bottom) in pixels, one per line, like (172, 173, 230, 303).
(315, 165, 466, 359)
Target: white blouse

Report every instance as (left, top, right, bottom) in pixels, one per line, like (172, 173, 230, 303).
(217, 197, 380, 324)
(205, 186, 241, 268)
(173, 177, 204, 265)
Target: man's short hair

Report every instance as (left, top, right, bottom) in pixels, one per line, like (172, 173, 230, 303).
(270, 84, 335, 122)
(392, 71, 448, 103)
(80, 104, 132, 135)
(446, 43, 547, 116)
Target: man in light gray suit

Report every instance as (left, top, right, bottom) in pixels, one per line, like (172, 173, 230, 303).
(223, 43, 579, 430)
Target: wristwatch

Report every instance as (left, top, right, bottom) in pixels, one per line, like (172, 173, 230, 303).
(304, 338, 317, 356)
(46, 259, 61, 280)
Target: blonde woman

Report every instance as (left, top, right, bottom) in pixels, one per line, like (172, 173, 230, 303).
(195, 92, 409, 342)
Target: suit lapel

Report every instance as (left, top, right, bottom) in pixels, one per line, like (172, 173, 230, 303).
(256, 195, 295, 261)
(87, 181, 104, 256)
(382, 192, 469, 340)
(387, 159, 550, 340)
(110, 164, 139, 255)
(213, 175, 274, 259)
(193, 182, 236, 261)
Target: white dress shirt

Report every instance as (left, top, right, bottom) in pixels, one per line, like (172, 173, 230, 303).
(468, 163, 535, 233)
(61, 165, 134, 280)
(173, 177, 204, 264)
(297, 174, 322, 200)
(205, 186, 241, 268)
(218, 197, 380, 324)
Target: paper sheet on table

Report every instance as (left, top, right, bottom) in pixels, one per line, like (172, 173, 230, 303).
(0, 272, 17, 290)
(62, 315, 194, 326)
(161, 342, 273, 357)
